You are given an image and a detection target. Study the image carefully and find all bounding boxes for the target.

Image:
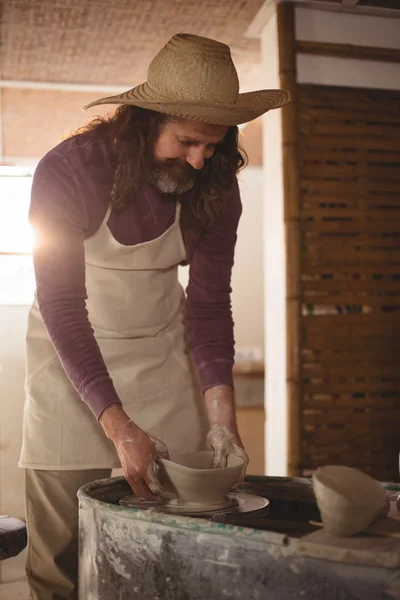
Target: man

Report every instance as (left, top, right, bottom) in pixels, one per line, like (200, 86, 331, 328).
(19, 33, 289, 599)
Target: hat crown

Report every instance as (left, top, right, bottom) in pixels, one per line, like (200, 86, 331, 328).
(147, 33, 239, 105)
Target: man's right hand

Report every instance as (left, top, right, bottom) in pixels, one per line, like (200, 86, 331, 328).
(99, 403, 169, 500)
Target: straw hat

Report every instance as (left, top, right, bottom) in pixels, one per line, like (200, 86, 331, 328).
(83, 33, 290, 126)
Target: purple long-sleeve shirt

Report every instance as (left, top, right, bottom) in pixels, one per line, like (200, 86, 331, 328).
(29, 130, 242, 420)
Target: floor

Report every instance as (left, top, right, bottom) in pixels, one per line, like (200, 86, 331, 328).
(0, 551, 28, 598)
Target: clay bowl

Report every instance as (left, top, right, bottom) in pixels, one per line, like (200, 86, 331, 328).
(159, 450, 243, 506)
(313, 465, 390, 537)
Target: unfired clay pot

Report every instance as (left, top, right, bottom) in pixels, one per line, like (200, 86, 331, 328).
(313, 465, 390, 537)
(159, 450, 243, 506)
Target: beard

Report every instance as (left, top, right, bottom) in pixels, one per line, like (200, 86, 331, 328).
(145, 158, 198, 194)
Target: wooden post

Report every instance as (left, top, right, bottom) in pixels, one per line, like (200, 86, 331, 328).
(277, 2, 302, 477)
(296, 40, 400, 63)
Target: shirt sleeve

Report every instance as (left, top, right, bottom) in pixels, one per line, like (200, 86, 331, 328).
(185, 177, 242, 392)
(29, 152, 122, 420)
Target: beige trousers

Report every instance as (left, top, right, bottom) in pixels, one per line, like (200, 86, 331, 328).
(25, 468, 112, 600)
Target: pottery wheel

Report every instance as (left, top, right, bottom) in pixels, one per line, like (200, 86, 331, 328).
(119, 492, 269, 517)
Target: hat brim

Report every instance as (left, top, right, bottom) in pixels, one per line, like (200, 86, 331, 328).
(82, 82, 290, 126)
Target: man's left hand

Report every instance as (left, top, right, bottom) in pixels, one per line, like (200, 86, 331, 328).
(206, 423, 248, 483)
(203, 385, 249, 484)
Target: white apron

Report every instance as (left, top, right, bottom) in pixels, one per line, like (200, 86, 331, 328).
(19, 202, 207, 469)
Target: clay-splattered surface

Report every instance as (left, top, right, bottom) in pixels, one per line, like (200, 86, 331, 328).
(78, 477, 400, 600)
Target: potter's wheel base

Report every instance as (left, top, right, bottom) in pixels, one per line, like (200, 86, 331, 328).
(119, 492, 269, 517)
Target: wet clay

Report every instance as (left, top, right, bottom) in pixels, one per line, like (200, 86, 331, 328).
(159, 450, 243, 507)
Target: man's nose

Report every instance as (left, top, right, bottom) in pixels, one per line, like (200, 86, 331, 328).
(186, 147, 206, 170)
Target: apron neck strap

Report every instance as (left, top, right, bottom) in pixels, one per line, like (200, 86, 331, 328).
(175, 200, 182, 224)
(103, 197, 181, 227)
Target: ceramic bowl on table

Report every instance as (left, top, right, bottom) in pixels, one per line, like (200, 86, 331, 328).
(313, 465, 390, 537)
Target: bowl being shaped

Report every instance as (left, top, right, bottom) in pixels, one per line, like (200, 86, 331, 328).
(159, 450, 243, 504)
(313, 465, 390, 537)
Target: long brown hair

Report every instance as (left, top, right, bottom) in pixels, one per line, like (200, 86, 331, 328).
(74, 105, 247, 227)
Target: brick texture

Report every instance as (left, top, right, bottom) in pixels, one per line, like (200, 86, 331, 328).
(2, 88, 112, 158)
(1, 0, 263, 92)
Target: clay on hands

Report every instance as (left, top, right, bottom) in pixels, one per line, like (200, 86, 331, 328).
(203, 385, 249, 483)
(206, 424, 248, 483)
(117, 422, 169, 500)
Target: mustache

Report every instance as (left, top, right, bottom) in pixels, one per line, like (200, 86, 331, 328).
(159, 158, 198, 175)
